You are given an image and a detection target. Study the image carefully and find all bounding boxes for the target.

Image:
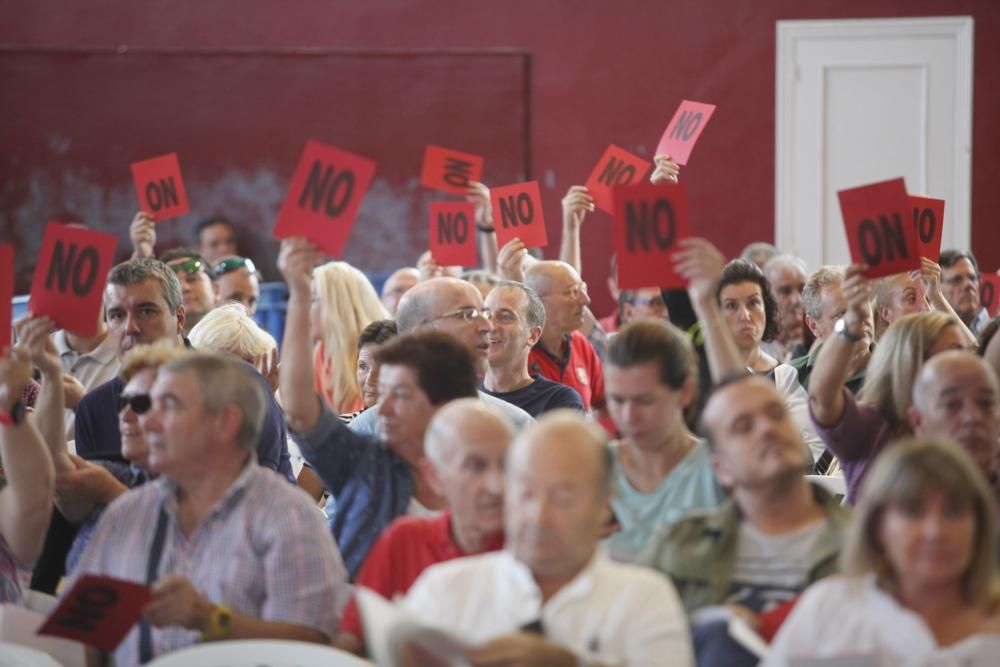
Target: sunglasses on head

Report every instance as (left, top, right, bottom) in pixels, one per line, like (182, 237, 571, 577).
(167, 258, 204, 275)
(213, 256, 256, 277)
(118, 394, 152, 415)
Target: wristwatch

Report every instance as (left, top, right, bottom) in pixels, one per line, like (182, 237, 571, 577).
(834, 317, 863, 343)
(0, 400, 25, 426)
(201, 603, 233, 641)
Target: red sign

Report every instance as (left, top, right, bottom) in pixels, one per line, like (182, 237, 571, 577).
(584, 145, 652, 214)
(655, 100, 717, 165)
(613, 182, 690, 290)
(837, 178, 920, 279)
(420, 145, 485, 196)
(908, 195, 945, 263)
(28, 223, 118, 337)
(37, 575, 151, 652)
(130, 153, 190, 221)
(981, 273, 1000, 318)
(273, 140, 377, 257)
(0, 244, 12, 348)
(429, 202, 478, 267)
(491, 181, 548, 250)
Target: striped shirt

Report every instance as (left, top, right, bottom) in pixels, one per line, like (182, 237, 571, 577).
(70, 463, 349, 667)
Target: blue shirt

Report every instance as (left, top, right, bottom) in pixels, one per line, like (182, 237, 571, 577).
(74, 369, 294, 481)
(480, 375, 584, 418)
(295, 401, 414, 579)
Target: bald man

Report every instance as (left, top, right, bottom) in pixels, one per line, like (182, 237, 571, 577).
(525, 261, 606, 414)
(910, 351, 1000, 500)
(350, 277, 534, 436)
(335, 399, 513, 654)
(402, 411, 694, 667)
(381, 267, 419, 316)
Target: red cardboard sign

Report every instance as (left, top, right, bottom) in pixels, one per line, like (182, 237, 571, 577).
(613, 182, 690, 290)
(28, 223, 118, 337)
(909, 195, 945, 263)
(0, 244, 12, 348)
(273, 140, 378, 257)
(981, 273, 1000, 318)
(837, 178, 920, 279)
(429, 202, 478, 267)
(655, 100, 717, 165)
(130, 153, 190, 221)
(491, 181, 548, 250)
(37, 575, 151, 652)
(421, 145, 485, 196)
(584, 145, 652, 214)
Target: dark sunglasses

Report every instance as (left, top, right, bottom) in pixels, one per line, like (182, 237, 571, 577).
(213, 256, 256, 277)
(167, 258, 205, 275)
(117, 394, 152, 415)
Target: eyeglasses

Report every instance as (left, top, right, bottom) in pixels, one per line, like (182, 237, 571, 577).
(423, 307, 492, 325)
(167, 259, 205, 276)
(117, 393, 152, 415)
(213, 256, 256, 277)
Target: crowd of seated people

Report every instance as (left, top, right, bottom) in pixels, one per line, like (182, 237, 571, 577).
(4, 156, 1000, 667)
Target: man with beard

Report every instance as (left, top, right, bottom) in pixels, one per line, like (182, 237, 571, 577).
(642, 376, 850, 667)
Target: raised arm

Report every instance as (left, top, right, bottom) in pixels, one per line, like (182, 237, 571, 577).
(558, 185, 594, 273)
(809, 264, 872, 427)
(129, 211, 157, 259)
(0, 346, 56, 565)
(467, 181, 498, 275)
(16, 315, 73, 473)
(673, 238, 745, 380)
(917, 257, 978, 348)
(277, 238, 324, 433)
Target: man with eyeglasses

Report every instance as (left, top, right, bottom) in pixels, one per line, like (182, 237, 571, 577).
(525, 261, 607, 416)
(347, 276, 535, 436)
(940, 249, 991, 335)
(619, 287, 670, 326)
(160, 247, 217, 335)
(481, 280, 584, 418)
(213, 255, 260, 315)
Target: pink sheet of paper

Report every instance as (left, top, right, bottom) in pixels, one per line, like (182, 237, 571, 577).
(655, 100, 716, 165)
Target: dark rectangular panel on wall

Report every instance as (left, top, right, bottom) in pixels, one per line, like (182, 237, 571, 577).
(0, 48, 530, 291)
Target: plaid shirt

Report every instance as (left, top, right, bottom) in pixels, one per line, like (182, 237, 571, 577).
(71, 463, 349, 666)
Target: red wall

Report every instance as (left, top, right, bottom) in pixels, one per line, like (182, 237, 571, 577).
(2, 0, 998, 315)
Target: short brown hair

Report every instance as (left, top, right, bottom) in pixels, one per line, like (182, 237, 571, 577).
(606, 319, 697, 392)
(374, 331, 478, 406)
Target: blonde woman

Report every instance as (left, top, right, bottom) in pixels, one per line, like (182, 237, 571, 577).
(310, 261, 389, 414)
(809, 264, 966, 503)
(188, 302, 278, 389)
(764, 438, 1000, 665)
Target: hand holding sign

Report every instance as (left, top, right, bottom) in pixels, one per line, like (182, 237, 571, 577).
(38, 575, 151, 652)
(838, 178, 920, 279)
(0, 244, 12, 347)
(672, 237, 725, 309)
(421, 145, 485, 196)
(128, 211, 156, 259)
(28, 223, 118, 337)
(655, 101, 716, 165)
(491, 181, 548, 250)
(273, 140, 377, 257)
(909, 195, 945, 262)
(613, 182, 690, 290)
(583, 145, 651, 214)
(650, 155, 680, 185)
(561, 186, 595, 229)
(429, 201, 477, 267)
(130, 153, 190, 222)
(144, 575, 210, 631)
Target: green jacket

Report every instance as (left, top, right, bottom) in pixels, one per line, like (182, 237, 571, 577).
(789, 342, 866, 395)
(642, 484, 851, 614)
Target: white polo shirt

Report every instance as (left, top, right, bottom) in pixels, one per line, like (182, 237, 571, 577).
(403, 549, 694, 667)
(52, 329, 121, 442)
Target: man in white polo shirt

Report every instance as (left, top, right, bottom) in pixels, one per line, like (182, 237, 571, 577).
(401, 411, 694, 667)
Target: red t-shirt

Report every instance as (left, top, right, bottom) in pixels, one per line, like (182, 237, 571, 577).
(339, 512, 504, 640)
(528, 331, 606, 411)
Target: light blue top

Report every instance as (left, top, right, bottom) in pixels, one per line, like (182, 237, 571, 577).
(607, 439, 725, 562)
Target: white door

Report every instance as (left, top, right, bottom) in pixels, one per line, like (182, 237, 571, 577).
(776, 17, 973, 269)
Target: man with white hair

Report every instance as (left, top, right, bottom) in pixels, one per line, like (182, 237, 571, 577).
(401, 411, 694, 666)
(334, 399, 513, 654)
(762, 254, 808, 362)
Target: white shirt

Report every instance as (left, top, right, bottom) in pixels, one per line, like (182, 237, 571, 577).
(349, 389, 535, 436)
(764, 575, 1000, 667)
(52, 329, 121, 442)
(403, 549, 694, 667)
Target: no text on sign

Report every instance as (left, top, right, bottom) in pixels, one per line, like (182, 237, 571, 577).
(273, 140, 377, 257)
